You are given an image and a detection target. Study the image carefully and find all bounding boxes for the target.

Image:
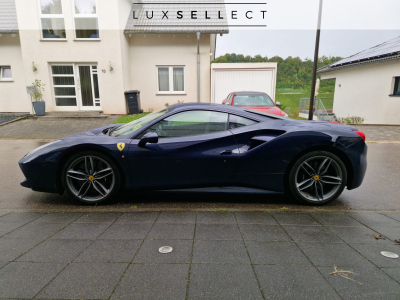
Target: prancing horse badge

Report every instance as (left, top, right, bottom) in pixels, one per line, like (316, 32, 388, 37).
(117, 143, 125, 151)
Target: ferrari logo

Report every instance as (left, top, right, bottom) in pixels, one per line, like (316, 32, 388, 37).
(117, 143, 125, 151)
(313, 175, 320, 181)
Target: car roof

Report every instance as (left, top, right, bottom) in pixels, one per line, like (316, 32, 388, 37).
(232, 91, 266, 94)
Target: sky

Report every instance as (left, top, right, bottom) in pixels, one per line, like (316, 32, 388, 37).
(216, 0, 400, 59)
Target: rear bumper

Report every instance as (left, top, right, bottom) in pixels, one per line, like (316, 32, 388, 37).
(20, 178, 32, 188)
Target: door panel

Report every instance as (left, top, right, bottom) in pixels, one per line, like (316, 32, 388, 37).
(128, 131, 239, 190)
(78, 66, 94, 107)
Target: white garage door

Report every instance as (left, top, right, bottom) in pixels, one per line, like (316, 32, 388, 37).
(212, 69, 275, 104)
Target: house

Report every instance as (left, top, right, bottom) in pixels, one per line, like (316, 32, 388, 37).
(318, 36, 400, 125)
(0, 0, 228, 114)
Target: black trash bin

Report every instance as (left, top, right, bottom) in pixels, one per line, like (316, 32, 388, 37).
(124, 90, 141, 114)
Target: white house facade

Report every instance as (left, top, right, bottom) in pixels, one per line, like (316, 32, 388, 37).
(0, 0, 228, 114)
(319, 37, 400, 125)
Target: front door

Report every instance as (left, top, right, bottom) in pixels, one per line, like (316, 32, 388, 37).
(51, 64, 101, 111)
(127, 110, 239, 190)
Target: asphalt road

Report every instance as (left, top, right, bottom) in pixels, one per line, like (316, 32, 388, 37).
(0, 139, 399, 212)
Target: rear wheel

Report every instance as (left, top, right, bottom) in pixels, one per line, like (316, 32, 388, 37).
(61, 151, 120, 204)
(287, 151, 347, 205)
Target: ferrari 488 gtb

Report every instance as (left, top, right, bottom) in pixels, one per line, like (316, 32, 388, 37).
(19, 103, 367, 205)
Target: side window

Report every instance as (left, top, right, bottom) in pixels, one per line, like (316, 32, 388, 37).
(145, 110, 229, 138)
(229, 114, 257, 129)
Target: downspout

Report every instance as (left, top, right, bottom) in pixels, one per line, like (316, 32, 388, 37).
(197, 32, 200, 103)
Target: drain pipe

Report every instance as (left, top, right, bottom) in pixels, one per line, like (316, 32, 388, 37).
(196, 32, 200, 103)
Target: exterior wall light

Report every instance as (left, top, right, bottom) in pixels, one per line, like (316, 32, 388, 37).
(32, 62, 37, 72)
(109, 61, 113, 72)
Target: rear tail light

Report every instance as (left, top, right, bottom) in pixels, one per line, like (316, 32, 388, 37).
(354, 131, 365, 141)
(331, 122, 344, 125)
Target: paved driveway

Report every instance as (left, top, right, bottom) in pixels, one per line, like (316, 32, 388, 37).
(0, 211, 399, 299)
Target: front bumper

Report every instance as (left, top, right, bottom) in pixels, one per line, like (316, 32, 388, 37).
(20, 178, 32, 188)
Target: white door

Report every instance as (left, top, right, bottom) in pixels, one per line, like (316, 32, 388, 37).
(52, 64, 101, 111)
(212, 69, 275, 104)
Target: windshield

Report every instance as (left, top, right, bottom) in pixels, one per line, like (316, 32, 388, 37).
(245, 109, 299, 121)
(233, 93, 275, 107)
(110, 108, 169, 137)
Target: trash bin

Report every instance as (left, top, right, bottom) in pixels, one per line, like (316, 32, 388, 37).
(124, 90, 141, 114)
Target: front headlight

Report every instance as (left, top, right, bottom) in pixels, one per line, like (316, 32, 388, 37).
(24, 140, 62, 158)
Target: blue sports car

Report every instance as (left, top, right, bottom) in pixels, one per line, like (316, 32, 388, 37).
(19, 103, 367, 205)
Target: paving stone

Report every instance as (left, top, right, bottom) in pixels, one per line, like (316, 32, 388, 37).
(37, 262, 128, 299)
(197, 212, 236, 224)
(192, 240, 250, 264)
(156, 211, 197, 223)
(111, 263, 189, 300)
(273, 213, 320, 226)
(17, 239, 92, 263)
(0, 261, 8, 269)
(0, 262, 66, 298)
(188, 264, 263, 299)
(75, 239, 142, 263)
(350, 243, 400, 268)
(283, 225, 343, 243)
(382, 213, 400, 222)
(239, 224, 290, 241)
(99, 223, 152, 240)
(368, 226, 400, 241)
(0, 221, 29, 236)
(4, 222, 65, 241)
(0, 238, 42, 261)
(245, 241, 310, 265)
(115, 212, 159, 224)
(235, 212, 278, 225)
(318, 266, 400, 300)
(310, 213, 363, 226)
(254, 265, 341, 300)
(381, 268, 400, 283)
(297, 242, 375, 267)
(195, 224, 242, 240)
(35, 212, 83, 224)
(74, 212, 122, 224)
(133, 239, 192, 264)
(0, 212, 44, 223)
(0, 212, 9, 217)
(348, 213, 400, 228)
(51, 222, 110, 240)
(147, 223, 195, 240)
(326, 226, 385, 243)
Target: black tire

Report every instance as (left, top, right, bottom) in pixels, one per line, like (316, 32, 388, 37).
(61, 151, 121, 204)
(287, 151, 347, 205)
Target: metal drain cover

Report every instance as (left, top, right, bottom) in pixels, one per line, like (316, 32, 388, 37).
(159, 246, 173, 254)
(381, 251, 399, 259)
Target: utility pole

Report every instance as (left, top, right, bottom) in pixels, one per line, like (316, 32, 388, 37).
(309, 0, 323, 120)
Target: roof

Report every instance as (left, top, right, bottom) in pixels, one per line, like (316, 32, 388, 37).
(318, 36, 400, 73)
(125, 0, 229, 34)
(0, 0, 18, 34)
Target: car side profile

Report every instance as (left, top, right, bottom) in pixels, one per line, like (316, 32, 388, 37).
(222, 91, 288, 117)
(19, 103, 367, 205)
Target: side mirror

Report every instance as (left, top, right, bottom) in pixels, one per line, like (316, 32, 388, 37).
(138, 132, 158, 148)
(276, 102, 281, 107)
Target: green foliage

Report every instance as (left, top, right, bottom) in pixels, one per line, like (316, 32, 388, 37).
(337, 116, 365, 124)
(31, 79, 45, 102)
(214, 54, 342, 90)
(113, 112, 150, 124)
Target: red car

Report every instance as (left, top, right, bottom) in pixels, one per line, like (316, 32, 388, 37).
(222, 91, 288, 117)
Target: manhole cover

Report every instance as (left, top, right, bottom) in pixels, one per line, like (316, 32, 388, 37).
(381, 251, 399, 259)
(159, 246, 173, 254)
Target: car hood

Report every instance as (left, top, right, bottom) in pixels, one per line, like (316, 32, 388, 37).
(241, 106, 286, 116)
(61, 124, 122, 139)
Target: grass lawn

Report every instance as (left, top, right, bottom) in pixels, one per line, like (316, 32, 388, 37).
(276, 91, 334, 114)
(113, 112, 150, 124)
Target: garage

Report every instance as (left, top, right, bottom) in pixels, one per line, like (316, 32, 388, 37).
(211, 62, 277, 104)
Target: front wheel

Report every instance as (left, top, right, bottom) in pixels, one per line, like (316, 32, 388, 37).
(61, 151, 121, 204)
(287, 151, 347, 205)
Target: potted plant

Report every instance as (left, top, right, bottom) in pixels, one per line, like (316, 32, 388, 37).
(31, 79, 46, 116)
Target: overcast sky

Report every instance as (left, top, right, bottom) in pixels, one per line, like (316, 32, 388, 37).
(216, 0, 400, 59)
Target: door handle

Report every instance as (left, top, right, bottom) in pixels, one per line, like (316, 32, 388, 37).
(220, 150, 232, 156)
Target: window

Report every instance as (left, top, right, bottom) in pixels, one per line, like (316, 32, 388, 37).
(39, 0, 66, 39)
(157, 66, 185, 93)
(0, 66, 12, 81)
(229, 115, 257, 129)
(74, 0, 99, 39)
(233, 93, 275, 107)
(51, 65, 77, 106)
(225, 93, 232, 105)
(394, 77, 400, 96)
(145, 110, 228, 138)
